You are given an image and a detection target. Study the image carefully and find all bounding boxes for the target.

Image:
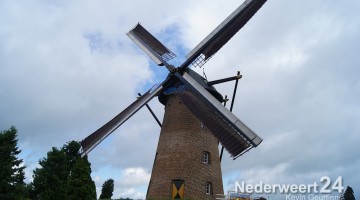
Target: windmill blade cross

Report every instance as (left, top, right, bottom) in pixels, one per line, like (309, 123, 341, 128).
(80, 0, 267, 158)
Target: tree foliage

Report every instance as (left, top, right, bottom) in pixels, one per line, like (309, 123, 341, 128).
(32, 141, 96, 200)
(0, 126, 26, 200)
(32, 147, 68, 199)
(99, 179, 114, 199)
(68, 156, 96, 200)
(344, 186, 356, 200)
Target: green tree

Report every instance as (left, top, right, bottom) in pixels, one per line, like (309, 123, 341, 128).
(99, 179, 114, 199)
(32, 141, 96, 200)
(344, 186, 355, 200)
(23, 183, 34, 200)
(65, 141, 96, 200)
(63, 140, 81, 169)
(0, 126, 26, 200)
(32, 147, 68, 200)
(68, 156, 96, 200)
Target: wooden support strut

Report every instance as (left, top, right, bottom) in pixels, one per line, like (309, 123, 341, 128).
(207, 73, 242, 86)
(219, 71, 241, 162)
(138, 93, 162, 127)
(219, 95, 228, 161)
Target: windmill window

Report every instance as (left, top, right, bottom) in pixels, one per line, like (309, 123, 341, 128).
(203, 151, 210, 164)
(200, 122, 206, 130)
(205, 181, 212, 195)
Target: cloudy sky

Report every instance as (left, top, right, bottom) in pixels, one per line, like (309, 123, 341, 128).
(1, 0, 359, 199)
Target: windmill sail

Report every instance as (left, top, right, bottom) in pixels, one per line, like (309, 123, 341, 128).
(175, 71, 262, 159)
(180, 0, 266, 69)
(127, 24, 176, 66)
(80, 84, 163, 156)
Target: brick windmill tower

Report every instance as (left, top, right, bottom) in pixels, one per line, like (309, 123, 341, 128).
(78, 0, 267, 199)
(146, 70, 225, 199)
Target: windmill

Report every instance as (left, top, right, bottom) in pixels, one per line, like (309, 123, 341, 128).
(79, 0, 267, 199)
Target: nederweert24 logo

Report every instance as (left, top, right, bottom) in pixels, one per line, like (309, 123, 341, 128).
(234, 176, 344, 194)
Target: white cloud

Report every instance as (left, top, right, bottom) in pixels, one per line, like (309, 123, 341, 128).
(93, 167, 150, 199)
(119, 167, 151, 187)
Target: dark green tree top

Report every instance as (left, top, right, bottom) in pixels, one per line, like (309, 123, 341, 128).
(0, 126, 26, 200)
(63, 140, 81, 169)
(32, 140, 96, 200)
(32, 147, 68, 200)
(344, 186, 356, 200)
(99, 178, 115, 199)
(68, 156, 97, 200)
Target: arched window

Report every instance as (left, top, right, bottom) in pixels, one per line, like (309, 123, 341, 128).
(205, 181, 212, 195)
(202, 151, 210, 164)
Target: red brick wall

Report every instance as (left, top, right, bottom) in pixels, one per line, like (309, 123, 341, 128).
(147, 94, 224, 200)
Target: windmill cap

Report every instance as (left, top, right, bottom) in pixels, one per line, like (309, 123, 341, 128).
(158, 69, 223, 105)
